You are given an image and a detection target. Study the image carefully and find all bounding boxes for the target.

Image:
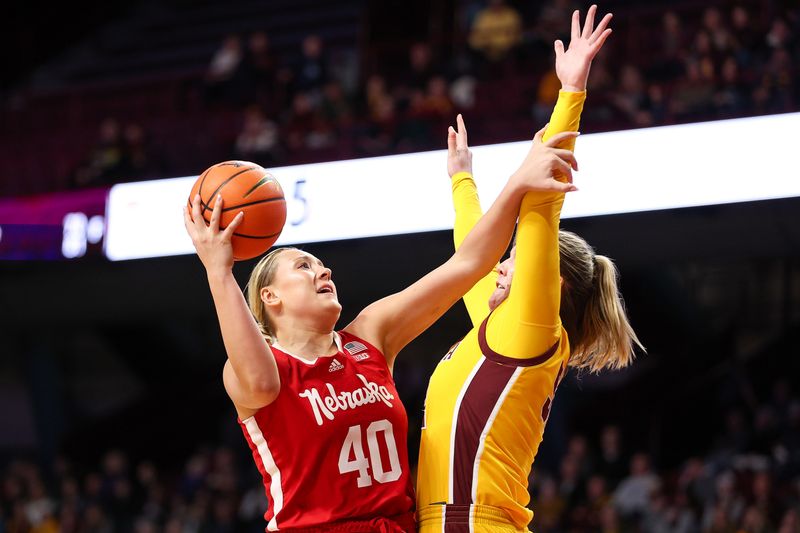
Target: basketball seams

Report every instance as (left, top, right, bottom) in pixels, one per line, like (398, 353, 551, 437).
(201, 198, 285, 221)
(201, 166, 259, 215)
(199, 213, 280, 240)
(232, 230, 282, 239)
(201, 205, 284, 237)
(243, 176, 274, 198)
(219, 197, 286, 213)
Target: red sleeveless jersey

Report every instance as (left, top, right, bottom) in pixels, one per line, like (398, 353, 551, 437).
(237, 331, 415, 531)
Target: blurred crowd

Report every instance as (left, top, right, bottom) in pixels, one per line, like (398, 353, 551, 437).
(64, 0, 799, 191)
(1, 447, 268, 533)
(2, 378, 798, 533)
(528, 382, 800, 532)
(70, 118, 169, 189)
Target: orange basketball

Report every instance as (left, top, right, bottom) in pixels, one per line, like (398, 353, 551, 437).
(188, 160, 287, 260)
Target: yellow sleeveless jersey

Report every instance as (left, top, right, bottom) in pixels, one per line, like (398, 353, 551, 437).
(416, 91, 585, 532)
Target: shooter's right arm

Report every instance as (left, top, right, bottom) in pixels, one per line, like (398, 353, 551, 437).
(184, 195, 280, 413)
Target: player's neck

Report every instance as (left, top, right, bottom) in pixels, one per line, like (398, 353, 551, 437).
(272, 328, 339, 361)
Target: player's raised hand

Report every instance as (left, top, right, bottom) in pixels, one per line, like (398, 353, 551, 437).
(555, 4, 613, 92)
(511, 124, 580, 194)
(447, 114, 473, 178)
(183, 194, 244, 274)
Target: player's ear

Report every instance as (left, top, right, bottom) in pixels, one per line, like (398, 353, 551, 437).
(261, 286, 280, 308)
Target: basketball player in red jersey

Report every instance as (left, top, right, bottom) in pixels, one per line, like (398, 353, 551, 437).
(182, 129, 581, 531)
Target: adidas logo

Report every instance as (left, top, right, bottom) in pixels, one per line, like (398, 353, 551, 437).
(328, 359, 344, 372)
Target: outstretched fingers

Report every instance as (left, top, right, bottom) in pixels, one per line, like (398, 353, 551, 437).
(591, 28, 613, 54)
(581, 4, 597, 39)
(571, 9, 581, 41)
(554, 39, 565, 59)
(591, 12, 613, 43)
(456, 113, 468, 150)
(447, 126, 457, 157)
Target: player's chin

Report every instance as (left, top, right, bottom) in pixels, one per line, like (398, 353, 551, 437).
(319, 301, 343, 323)
(313, 294, 341, 312)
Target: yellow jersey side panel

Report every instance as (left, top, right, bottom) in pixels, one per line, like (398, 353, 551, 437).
(473, 343, 569, 528)
(416, 330, 485, 507)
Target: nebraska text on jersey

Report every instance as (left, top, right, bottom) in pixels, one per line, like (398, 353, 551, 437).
(299, 373, 395, 426)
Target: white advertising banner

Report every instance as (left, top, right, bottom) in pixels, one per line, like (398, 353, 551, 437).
(105, 112, 800, 261)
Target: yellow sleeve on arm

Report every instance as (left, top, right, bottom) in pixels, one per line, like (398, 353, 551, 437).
(543, 90, 586, 148)
(487, 193, 563, 357)
(483, 90, 586, 359)
(451, 171, 497, 326)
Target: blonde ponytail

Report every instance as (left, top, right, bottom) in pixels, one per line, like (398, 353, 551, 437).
(558, 231, 644, 373)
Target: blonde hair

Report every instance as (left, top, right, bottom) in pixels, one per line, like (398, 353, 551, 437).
(558, 231, 644, 373)
(245, 247, 300, 344)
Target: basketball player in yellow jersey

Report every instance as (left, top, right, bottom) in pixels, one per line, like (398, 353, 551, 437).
(416, 5, 645, 532)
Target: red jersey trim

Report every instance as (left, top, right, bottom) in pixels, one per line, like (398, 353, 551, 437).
(270, 332, 344, 365)
(240, 417, 283, 531)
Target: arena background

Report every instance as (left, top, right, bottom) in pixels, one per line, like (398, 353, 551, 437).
(1, 0, 799, 531)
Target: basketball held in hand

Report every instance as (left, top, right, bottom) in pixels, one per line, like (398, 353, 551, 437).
(188, 161, 287, 260)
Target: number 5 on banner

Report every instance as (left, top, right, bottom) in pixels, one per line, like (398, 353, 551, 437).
(291, 179, 309, 226)
(338, 419, 402, 488)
